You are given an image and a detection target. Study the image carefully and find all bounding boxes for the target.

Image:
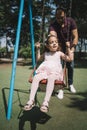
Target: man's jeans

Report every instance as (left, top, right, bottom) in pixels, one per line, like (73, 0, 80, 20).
(66, 61, 74, 85)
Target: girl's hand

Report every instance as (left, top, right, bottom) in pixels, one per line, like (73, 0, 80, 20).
(35, 42, 41, 49)
(66, 41, 70, 48)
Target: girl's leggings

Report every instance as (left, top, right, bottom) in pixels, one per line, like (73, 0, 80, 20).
(29, 73, 58, 103)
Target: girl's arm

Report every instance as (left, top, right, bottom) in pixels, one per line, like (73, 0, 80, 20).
(35, 42, 44, 62)
(61, 42, 74, 62)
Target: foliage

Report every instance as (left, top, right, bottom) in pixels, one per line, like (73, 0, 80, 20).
(0, 0, 87, 51)
(0, 47, 6, 53)
(0, 47, 7, 57)
(19, 45, 31, 59)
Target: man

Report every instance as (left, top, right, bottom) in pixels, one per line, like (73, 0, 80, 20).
(48, 7, 78, 99)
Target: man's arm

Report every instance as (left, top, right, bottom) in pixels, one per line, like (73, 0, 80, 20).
(71, 28, 78, 52)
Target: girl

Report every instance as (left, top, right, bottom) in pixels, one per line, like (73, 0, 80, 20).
(23, 35, 73, 113)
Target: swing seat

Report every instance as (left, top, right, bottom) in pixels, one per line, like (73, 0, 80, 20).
(28, 63, 67, 91)
(29, 78, 66, 87)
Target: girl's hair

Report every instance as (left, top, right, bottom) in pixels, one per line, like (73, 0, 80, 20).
(44, 34, 61, 52)
(45, 34, 57, 45)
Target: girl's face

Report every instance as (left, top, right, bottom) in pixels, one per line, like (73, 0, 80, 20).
(47, 36, 59, 52)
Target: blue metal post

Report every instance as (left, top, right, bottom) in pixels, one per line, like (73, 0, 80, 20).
(28, 0, 36, 68)
(7, 0, 24, 120)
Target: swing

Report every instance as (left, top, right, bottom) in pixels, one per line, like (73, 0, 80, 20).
(28, 62, 68, 92)
(28, 2, 73, 91)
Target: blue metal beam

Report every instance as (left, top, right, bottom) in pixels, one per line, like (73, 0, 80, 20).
(7, 0, 24, 120)
(28, 0, 36, 68)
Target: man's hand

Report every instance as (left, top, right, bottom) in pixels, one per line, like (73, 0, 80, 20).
(71, 47, 75, 52)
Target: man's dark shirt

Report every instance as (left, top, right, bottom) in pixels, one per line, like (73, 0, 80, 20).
(49, 17, 77, 52)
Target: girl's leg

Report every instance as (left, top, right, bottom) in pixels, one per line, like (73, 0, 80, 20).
(40, 74, 56, 112)
(24, 73, 46, 110)
(44, 74, 56, 102)
(28, 73, 46, 102)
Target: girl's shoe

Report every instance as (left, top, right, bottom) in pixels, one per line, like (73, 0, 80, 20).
(40, 101, 49, 113)
(23, 100, 35, 111)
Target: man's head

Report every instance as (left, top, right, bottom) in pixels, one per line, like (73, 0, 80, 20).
(56, 7, 66, 25)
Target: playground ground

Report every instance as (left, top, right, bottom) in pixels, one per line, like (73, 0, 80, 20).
(0, 59, 87, 130)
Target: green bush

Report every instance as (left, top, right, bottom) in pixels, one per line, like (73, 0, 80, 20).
(0, 47, 7, 53)
(0, 47, 7, 57)
(19, 46, 31, 59)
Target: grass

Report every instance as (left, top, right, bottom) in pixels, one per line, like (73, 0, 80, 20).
(0, 61, 87, 130)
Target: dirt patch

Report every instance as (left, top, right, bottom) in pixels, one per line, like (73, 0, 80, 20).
(0, 58, 32, 67)
(0, 63, 12, 68)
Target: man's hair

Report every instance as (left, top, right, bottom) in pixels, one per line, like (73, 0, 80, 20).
(56, 7, 66, 16)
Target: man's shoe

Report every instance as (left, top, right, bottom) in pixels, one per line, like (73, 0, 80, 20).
(56, 89, 64, 99)
(69, 84, 76, 93)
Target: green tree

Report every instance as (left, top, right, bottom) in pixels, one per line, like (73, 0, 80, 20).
(0, 0, 87, 53)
